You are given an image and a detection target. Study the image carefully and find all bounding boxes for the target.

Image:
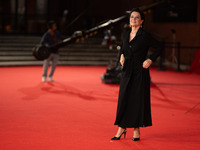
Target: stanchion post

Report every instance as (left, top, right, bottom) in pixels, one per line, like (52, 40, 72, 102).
(177, 42, 181, 72)
(157, 41, 166, 70)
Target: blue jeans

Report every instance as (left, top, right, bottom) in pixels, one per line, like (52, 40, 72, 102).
(42, 53, 59, 77)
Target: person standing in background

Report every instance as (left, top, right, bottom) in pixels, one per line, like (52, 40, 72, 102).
(40, 20, 65, 82)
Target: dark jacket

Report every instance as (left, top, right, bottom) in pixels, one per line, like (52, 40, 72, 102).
(40, 30, 65, 54)
(121, 27, 162, 62)
(114, 27, 162, 128)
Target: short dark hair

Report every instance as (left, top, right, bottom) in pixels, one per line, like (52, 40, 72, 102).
(130, 8, 145, 27)
(47, 20, 56, 29)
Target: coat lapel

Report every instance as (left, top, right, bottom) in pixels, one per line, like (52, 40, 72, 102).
(129, 28, 143, 44)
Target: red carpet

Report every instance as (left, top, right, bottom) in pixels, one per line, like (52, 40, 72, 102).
(0, 66, 200, 150)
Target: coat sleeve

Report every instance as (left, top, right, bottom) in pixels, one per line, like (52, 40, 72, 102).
(120, 41, 125, 55)
(147, 33, 163, 62)
(120, 32, 125, 55)
(40, 33, 49, 46)
(120, 27, 130, 55)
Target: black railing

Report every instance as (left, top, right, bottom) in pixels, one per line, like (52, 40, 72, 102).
(159, 42, 198, 72)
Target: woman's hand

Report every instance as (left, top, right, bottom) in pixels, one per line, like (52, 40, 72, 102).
(143, 59, 152, 69)
(120, 54, 125, 66)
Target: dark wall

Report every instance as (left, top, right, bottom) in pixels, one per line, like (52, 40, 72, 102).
(0, 0, 153, 35)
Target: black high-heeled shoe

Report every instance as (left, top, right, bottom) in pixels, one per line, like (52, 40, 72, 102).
(132, 137, 140, 141)
(111, 129, 127, 140)
(133, 128, 140, 141)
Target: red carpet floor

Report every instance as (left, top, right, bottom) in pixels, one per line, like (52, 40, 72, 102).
(0, 66, 200, 150)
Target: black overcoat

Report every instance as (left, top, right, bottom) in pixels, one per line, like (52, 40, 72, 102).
(114, 27, 162, 128)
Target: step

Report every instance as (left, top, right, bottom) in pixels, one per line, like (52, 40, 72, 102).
(0, 51, 118, 56)
(0, 55, 118, 61)
(0, 60, 113, 66)
(0, 35, 117, 66)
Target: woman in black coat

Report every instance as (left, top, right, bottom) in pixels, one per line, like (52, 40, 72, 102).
(111, 8, 162, 141)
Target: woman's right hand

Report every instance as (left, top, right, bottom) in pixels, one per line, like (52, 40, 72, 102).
(120, 54, 125, 67)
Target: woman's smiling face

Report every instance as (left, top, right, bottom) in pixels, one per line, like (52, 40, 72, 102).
(130, 11, 144, 27)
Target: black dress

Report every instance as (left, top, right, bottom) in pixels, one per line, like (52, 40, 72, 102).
(114, 27, 162, 128)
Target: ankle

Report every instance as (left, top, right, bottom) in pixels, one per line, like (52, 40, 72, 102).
(133, 128, 140, 138)
(116, 127, 126, 137)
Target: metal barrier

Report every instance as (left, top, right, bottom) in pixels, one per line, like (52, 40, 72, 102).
(159, 42, 198, 72)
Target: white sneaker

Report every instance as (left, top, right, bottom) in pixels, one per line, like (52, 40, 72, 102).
(48, 77, 54, 82)
(42, 76, 46, 82)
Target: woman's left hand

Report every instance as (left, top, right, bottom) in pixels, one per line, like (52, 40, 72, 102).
(143, 59, 152, 69)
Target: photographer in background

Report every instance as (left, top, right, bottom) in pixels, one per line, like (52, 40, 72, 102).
(40, 20, 65, 82)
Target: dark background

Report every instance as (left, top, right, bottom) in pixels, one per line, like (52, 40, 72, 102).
(153, 0, 197, 22)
